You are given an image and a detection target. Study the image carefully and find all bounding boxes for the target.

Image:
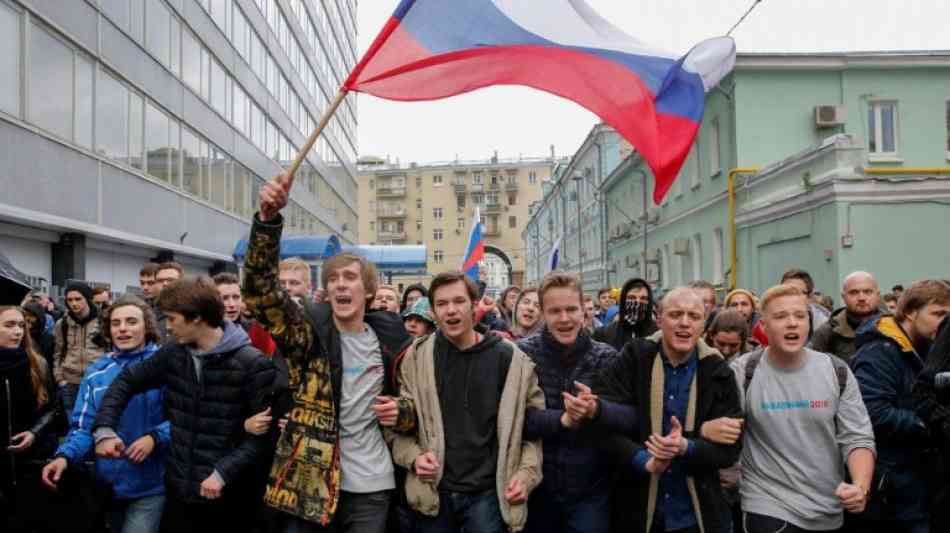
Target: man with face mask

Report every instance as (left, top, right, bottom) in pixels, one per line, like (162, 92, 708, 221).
(593, 278, 657, 352)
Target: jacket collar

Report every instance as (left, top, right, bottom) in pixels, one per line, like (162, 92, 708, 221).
(646, 330, 723, 361)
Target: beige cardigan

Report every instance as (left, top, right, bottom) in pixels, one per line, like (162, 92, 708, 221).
(392, 334, 545, 532)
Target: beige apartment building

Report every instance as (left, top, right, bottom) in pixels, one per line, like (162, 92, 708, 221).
(358, 155, 560, 292)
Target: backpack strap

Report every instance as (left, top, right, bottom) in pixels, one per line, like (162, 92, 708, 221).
(743, 348, 765, 394)
(744, 348, 848, 397)
(826, 353, 849, 397)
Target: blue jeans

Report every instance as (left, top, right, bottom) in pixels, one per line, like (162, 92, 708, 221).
(416, 489, 505, 533)
(525, 488, 610, 533)
(108, 494, 165, 533)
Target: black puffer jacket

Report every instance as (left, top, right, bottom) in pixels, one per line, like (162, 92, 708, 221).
(0, 348, 56, 497)
(95, 322, 276, 503)
(592, 278, 657, 352)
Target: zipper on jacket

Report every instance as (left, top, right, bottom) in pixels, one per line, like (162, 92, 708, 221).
(5, 378, 15, 487)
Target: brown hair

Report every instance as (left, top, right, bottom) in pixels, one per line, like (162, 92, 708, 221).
(91, 286, 110, 297)
(597, 287, 612, 298)
(99, 294, 160, 346)
(708, 309, 749, 344)
(212, 272, 240, 286)
(321, 253, 378, 302)
(760, 284, 809, 314)
(583, 294, 594, 303)
(428, 271, 479, 305)
(538, 272, 583, 309)
(0, 306, 49, 406)
(882, 293, 898, 304)
(896, 280, 950, 322)
(156, 276, 224, 328)
(157, 261, 184, 278)
(140, 263, 160, 277)
(781, 268, 815, 295)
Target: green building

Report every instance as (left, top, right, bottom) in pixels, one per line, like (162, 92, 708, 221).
(528, 51, 950, 301)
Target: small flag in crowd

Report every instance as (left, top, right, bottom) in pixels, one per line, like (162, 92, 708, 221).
(461, 207, 485, 281)
(343, 0, 736, 204)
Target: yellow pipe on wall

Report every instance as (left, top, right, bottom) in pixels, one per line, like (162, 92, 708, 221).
(863, 167, 950, 175)
(727, 167, 760, 291)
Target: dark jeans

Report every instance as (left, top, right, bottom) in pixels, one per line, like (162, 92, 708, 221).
(60, 383, 80, 420)
(160, 496, 249, 533)
(525, 488, 610, 533)
(416, 489, 505, 533)
(743, 512, 838, 533)
(280, 490, 391, 533)
(847, 519, 929, 533)
(650, 521, 700, 533)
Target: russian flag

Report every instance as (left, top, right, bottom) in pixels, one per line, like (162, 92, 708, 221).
(461, 207, 485, 281)
(344, 0, 736, 204)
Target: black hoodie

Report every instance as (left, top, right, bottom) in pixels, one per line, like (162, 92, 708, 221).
(592, 277, 657, 352)
(433, 330, 513, 492)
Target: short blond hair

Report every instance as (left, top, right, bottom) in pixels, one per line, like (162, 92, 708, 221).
(760, 284, 809, 314)
(538, 272, 583, 309)
(279, 257, 311, 287)
(376, 285, 398, 299)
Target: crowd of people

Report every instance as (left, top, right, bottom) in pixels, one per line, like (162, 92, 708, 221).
(1, 173, 949, 533)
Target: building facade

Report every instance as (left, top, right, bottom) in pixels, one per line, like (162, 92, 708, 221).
(0, 0, 358, 295)
(579, 51, 950, 300)
(358, 154, 559, 294)
(522, 124, 631, 292)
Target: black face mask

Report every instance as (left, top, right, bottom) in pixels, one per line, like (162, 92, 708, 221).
(624, 300, 646, 325)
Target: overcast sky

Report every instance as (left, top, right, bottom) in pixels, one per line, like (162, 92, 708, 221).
(355, 1, 950, 164)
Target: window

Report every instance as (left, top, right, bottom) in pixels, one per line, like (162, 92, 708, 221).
(0, 3, 20, 115)
(182, 29, 201, 91)
(457, 194, 465, 209)
(232, 164, 250, 216)
(416, 176, 422, 188)
(433, 175, 443, 186)
(75, 55, 93, 149)
(97, 70, 129, 161)
(209, 145, 229, 207)
(210, 58, 229, 118)
(692, 234, 703, 281)
(146, 0, 171, 68)
(868, 101, 899, 158)
(713, 227, 724, 284)
(508, 194, 516, 206)
(416, 198, 422, 209)
(130, 0, 145, 43)
(529, 171, 537, 184)
(457, 217, 465, 229)
(369, 221, 375, 231)
(29, 23, 73, 141)
(472, 193, 483, 206)
(686, 144, 699, 192)
(233, 85, 248, 135)
(101, 0, 129, 29)
(433, 229, 443, 240)
(509, 216, 517, 228)
(209, 0, 232, 37)
(708, 116, 721, 178)
(181, 126, 202, 197)
(416, 220, 422, 231)
(145, 102, 172, 183)
(455, 174, 465, 185)
(129, 92, 144, 170)
(434, 250, 444, 264)
(433, 207, 443, 220)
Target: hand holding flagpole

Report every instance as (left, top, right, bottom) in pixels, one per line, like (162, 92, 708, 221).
(258, 88, 349, 222)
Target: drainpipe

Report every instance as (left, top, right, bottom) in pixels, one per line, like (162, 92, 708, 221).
(862, 167, 950, 175)
(727, 167, 760, 290)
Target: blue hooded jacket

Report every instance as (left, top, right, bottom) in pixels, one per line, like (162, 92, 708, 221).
(55, 343, 169, 500)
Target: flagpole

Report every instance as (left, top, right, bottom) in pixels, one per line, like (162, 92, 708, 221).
(281, 88, 349, 188)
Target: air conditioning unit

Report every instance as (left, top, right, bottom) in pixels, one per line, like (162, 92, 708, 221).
(814, 105, 846, 127)
(673, 238, 690, 255)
